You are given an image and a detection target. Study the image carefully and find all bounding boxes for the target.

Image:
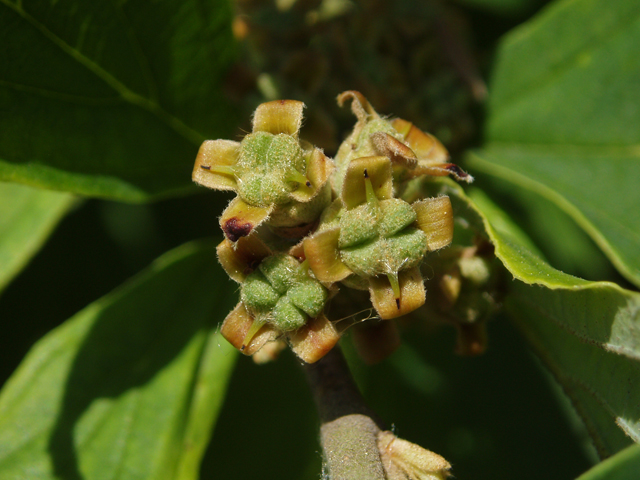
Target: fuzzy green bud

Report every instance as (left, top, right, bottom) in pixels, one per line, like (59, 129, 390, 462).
(340, 229, 427, 277)
(241, 253, 328, 332)
(236, 132, 307, 206)
(336, 198, 426, 278)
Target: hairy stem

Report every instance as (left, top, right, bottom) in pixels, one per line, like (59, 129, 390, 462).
(302, 346, 387, 480)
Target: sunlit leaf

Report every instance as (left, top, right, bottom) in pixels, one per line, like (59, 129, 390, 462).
(468, 0, 640, 286)
(446, 184, 640, 455)
(468, 172, 617, 282)
(0, 241, 238, 480)
(0, 182, 74, 294)
(576, 444, 640, 480)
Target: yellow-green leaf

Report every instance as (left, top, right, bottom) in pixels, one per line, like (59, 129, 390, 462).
(447, 183, 640, 455)
(469, 0, 640, 286)
(0, 241, 237, 480)
(0, 182, 74, 294)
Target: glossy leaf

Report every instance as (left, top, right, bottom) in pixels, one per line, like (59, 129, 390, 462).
(468, 0, 640, 286)
(447, 184, 640, 454)
(0, 0, 236, 201)
(576, 444, 640, 480)
(0, 241, 238, 480)
(0, 182, 74, 294)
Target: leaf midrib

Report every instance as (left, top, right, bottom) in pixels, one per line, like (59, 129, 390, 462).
(0, 0, 205, 145)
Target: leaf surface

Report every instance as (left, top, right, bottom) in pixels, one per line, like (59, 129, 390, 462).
(576, 444, 640, 480)
(0, 241, 238, 480)
(447, 184, 640, 455)
(0, 182, 74, 293)
(467, 0, 640, 286)
(0, 0, 236, 201)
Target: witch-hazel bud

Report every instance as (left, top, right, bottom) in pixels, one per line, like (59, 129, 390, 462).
(333, 90, 473, 186)
(193, 100, 333, 242)
(217, 235, 339, 363)
(304, 155, 454, 320)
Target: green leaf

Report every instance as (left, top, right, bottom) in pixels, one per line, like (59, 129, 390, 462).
(468, 0, 640, 286)
(447, 184, 640, 454)
(469, 172, 618, 282)
(0, 0, 237, 202)
(0, 182, 74, 294)
(0, 241, 238, 480)
(467, 188, 640, 360)
(576, 444, 640, 480)
(468, 146, 640, 287)
(487, 0, 640, 144)
(508, 292, 639, 449)
(562, 373, 635, 458)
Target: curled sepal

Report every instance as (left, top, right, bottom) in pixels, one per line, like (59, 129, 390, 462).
(413, 196, 454, 251)
(391, 118, 449, 164)
(216, 235, 272, 283)
(303, 228, 353, 283)
(192, 139, 240, 190)
(220, 302, 278, 356)
(370, 132, 418, 169)
(252, 99, 304, 137)
(220, 197, 273, 242)
(378, 430, 451, 480)
(336, 90, 379, 124)
(369, 267, 426, 320)
(351, 320, 401, 365)
(342, 156, 393, 209)
(289, 313, 340, 363)
(391, 118, 473, 183)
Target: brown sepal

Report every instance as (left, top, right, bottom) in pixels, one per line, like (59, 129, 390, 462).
(220, 303, 278, 356)
(219, 197, 273, 242)
(216, 235, 272, 283)
(289, 313, 340, 363)
(369, 268, 426, 320)
(252, 99, 304, 137)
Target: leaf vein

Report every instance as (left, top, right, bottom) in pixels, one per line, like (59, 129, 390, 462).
(0, 0, 205, 145)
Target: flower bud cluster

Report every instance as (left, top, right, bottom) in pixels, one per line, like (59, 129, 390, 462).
(193, 91, 473, 363)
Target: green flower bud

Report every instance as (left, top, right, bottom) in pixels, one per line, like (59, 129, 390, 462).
(288, 279, 328, 317)
(241, 253, 329, 332)
(236, 131, 307, 207)
(338, 205, 378, 248)
(258, 253, 305, 294)
(336, 170, 427, 280)
(304, 152, 455, 319)
(340, 228, 428, 278)
(272, 297, 307, 331)
(378, 199, 418, 237)
(241, 271, 280, 313)
(193, 99, 334, 242)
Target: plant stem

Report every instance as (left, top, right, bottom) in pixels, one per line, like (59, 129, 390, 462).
(302, 346, 387, 480)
